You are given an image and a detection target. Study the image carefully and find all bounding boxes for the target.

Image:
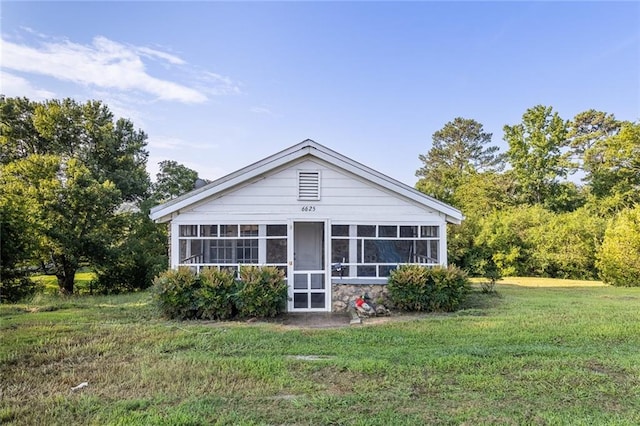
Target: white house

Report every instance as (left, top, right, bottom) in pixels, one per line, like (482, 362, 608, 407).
(150, 140, 463, 312)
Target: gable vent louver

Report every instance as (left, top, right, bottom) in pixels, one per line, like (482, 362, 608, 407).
(298, 171, 320, 201)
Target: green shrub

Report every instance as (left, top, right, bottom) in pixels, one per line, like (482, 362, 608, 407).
(596, 206, 640, 287)
(0, 276, 43, 303)
(92, 257, 167, 295)
(92, 212, 168, 294)
(152, 267, 199, 319)
(195, 267, 237, 320)
(387, 264, 470, 312)
(152, 266, 287, 320)
(475, 205, 552, 277)
(235, 266, 287, 318)
(475, 258, 501, 294)
(386, 265, 431, 311)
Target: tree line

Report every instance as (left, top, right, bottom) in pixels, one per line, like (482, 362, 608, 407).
(416, 107, 640, 286)
(1, 97, 638, 302)
(1, 96, 200, 301)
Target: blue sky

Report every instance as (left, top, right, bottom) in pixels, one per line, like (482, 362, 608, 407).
(1, 1, 639, 186)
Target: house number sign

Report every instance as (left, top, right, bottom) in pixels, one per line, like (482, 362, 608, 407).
(301, 206, 316, 212)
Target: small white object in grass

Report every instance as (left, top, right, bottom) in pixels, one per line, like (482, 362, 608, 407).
(71, 382, 88, 391)
(287, 355, 335, 361)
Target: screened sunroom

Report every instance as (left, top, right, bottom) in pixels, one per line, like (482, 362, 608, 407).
(151, 140, 462, 312)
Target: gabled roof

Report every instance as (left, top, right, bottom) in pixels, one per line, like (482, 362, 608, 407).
(149, 139, 463, 224)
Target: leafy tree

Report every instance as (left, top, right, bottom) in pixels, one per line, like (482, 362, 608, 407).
(0, 181, 41, 301)
(0, 97, 164, 296)
(597, 206, 640, 286)
(568, 109, 621, 164)
(543, 181, 587, 213)
(583, 121, 640, 212)
(153, 160, 199, 202)
(2, 155, 121, 293)
(83, 112, 150, 202)
(453, 171, 515, 217)
(0, 97, 45, 163)
(1, 97, 150, 202)
(527, 207, 605, 279)
(475, 205, 553, 277)
(91, 208, 168, 294)
(504, 105, 570, 209)
(416, 117, 503, 206)
(447, 172, 516, 273)
(447, 218, 484, 272)
(0, 173, 36, 273)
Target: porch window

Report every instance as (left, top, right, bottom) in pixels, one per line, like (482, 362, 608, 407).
(177, 224, 287, 274)
(331, 224, 440, 279)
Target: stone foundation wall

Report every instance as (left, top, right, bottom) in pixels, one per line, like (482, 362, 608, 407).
(331, 283, 389, 312)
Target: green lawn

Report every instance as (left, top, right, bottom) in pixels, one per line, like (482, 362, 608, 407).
(1, 279, 639, 425)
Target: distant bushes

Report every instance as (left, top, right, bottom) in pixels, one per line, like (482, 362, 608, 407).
(387, 265, 470, 312)
(596, 206, 640, 287)
(152, 266, 287, 320)
(91, 211, 168, 295)
(450, 205, 607, 282)
(0, 276, 42, 303)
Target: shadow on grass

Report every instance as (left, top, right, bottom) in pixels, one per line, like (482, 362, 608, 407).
(0, 292, 156, 325)
(456, 287, 503, 315)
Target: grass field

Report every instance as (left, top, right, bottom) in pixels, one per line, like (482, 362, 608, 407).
(1, 278, 639, 425)
(31, 270, 95, 294)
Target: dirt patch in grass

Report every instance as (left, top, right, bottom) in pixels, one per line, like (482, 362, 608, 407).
(584, 358, 631, 383)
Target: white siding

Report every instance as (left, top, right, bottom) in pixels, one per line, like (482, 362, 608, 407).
(175, 158, 443, 224)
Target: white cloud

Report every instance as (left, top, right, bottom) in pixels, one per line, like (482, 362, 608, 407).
(0, 33, 232, 104)
(196, 71, 242, 96)
(136, 46, 186, 65)
(0, 71, 56, 100)
(250, 106, 273, 115)
(90, 90, 153, 128)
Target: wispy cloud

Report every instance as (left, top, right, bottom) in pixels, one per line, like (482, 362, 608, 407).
(250, 106, 273, 115)
(0, 71, 56, 100)
(90, 90, 154, 128)
(196, 71, 242, 96)
(0, 31, 240, 104)
(136, 46, 186, 65)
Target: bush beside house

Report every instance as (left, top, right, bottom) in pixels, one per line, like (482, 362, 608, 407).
(235, 266, 288, 318)
(152, 266, 287, 320)
(387, 265, 470, 312)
